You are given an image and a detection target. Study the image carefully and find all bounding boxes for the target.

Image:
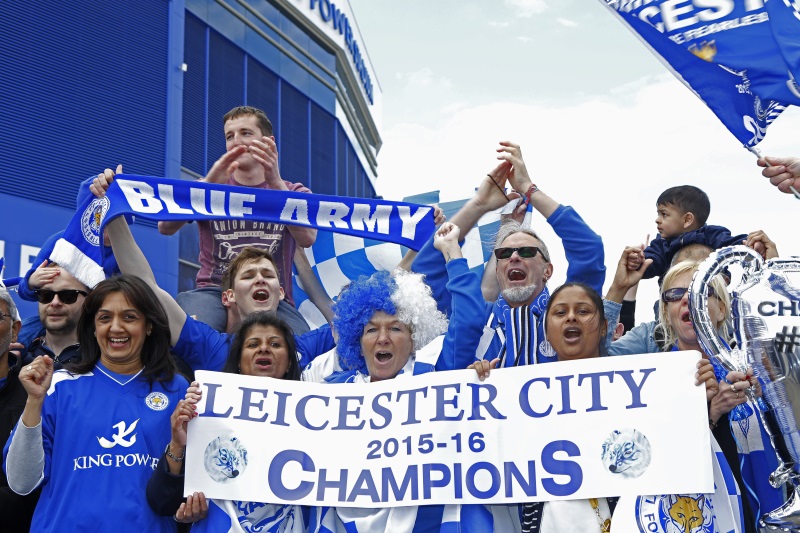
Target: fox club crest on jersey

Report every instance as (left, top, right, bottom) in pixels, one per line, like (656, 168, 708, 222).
(635, 494, 715, 533)
(81, 196, 110, 246)
(146, 392, 169, 411)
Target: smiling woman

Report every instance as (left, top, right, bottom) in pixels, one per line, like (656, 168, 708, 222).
(2, 275, 187, 533)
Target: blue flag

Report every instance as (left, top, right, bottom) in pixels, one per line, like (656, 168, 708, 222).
(599, 0, 798, 147)
(766, 0, 800, 99)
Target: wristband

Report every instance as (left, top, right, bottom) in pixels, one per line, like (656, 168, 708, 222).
(708, 418, 717, 431)
(524, 183, 539, 204)
(165, 443, 186, 462)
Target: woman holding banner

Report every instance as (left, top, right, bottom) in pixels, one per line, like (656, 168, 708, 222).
(144, 310, 338, 531)
(473, 281, 723, 533)
(606, 253, 782, 533)
(3, 275, 187, 533)
(301, 221, 489, 531)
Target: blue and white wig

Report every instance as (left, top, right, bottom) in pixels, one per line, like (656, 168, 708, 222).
(332, 270, 448, 374)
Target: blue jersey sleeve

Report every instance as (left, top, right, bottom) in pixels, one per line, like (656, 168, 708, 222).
(437, 258, 485, 371)
(295, 325, 336, 369)
(547, 205, 606, 295)
(172, 317, 231, 372)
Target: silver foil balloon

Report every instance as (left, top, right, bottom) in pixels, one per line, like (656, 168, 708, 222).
(690, 245, 800, 531)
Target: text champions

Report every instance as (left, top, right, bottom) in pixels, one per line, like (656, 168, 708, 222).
(185, 353, 712, 507)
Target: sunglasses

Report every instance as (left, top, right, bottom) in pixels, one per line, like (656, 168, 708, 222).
(661, 286, 715, 303)
(494, 246, 546, 260)
(35, 289, 88, 305)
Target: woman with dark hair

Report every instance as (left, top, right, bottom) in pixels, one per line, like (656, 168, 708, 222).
(147, 311, 318, 532)
(3, 275, 187, 532)
(222, 311, 301, 380)
(473, 281, 718, 533)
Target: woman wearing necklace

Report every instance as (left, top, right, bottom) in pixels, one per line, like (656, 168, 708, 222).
(3, 275, 187, 532)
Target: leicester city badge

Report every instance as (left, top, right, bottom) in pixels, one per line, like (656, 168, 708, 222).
(635, 494, 715, 533)
(145, 392, 169, 411)
(81, 196, 110, 246)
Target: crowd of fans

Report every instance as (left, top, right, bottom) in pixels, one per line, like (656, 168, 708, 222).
(0, 104, 796, 532)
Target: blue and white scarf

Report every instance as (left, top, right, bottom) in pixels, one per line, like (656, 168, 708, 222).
(477, 290, 557, 367)
(51, 175, 436, 288)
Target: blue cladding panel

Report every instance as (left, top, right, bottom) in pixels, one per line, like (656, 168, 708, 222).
(246, 57, 280, 135)
(207, 31, 245, 171)
(347, 146, 357, 198)
(182, 12, 208, 176)
(280, 82, 310, 185)
(337, 125, 348, 197)
(0, 0, 169, 209)
(310, 102, 336, 195)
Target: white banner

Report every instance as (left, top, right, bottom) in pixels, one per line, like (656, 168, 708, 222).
(185, 351, 713, 507)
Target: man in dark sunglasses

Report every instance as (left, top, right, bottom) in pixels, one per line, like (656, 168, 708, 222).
(24, 266, 90, 369)
(413, 142, 606, 368)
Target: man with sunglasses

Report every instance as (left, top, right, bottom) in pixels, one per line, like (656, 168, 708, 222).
(23, 267, 89, 369)
(413, 142, 606, 367)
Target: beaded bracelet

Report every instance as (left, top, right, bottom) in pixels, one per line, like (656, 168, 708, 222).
(165, 443, 186, 462)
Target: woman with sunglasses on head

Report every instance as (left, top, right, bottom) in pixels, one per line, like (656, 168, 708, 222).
(3, 275, 187, 533)
(605, 251, 782, 533)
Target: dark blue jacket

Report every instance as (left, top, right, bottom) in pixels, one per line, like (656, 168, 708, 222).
(643, 224, 746, 282)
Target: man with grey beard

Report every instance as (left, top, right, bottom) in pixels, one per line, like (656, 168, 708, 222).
(23, 266, 88, 369)
(413, 142, 605, 367)
(0, 287, 38, 532)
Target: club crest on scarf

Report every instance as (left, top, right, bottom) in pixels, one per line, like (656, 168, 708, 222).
(204, 436, 249, 483)
(635, 494, 715, 533)
(81, 196, 110, 247)
(601, 428, 652, 479)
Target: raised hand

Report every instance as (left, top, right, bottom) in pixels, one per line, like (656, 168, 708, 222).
(248, 136, 282, 186)
(28, 260, 61, 290)
(468, 358, 500, 381)
(757, 156, 800, 196)
(204, 146, 246, 184)
(90, 164, 123, 198)
(496, 141, 533, 194)
(19, 355, 54, 402)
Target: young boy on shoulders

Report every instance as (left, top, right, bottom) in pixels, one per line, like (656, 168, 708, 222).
(636, 185, 750, 282)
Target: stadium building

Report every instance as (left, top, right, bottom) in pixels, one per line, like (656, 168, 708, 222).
(0, 0, 381, 316)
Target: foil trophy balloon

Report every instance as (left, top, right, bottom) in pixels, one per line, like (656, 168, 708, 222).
(690, 245, 800, 531)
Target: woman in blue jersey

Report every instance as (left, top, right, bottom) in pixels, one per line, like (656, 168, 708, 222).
(146, 310, 316, 532)
(3, 275, 187, 533)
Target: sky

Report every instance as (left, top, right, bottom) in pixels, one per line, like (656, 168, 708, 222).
(348, 0, 800, 324)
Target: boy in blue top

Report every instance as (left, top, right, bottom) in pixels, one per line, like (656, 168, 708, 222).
(638, 185, 749, 282)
